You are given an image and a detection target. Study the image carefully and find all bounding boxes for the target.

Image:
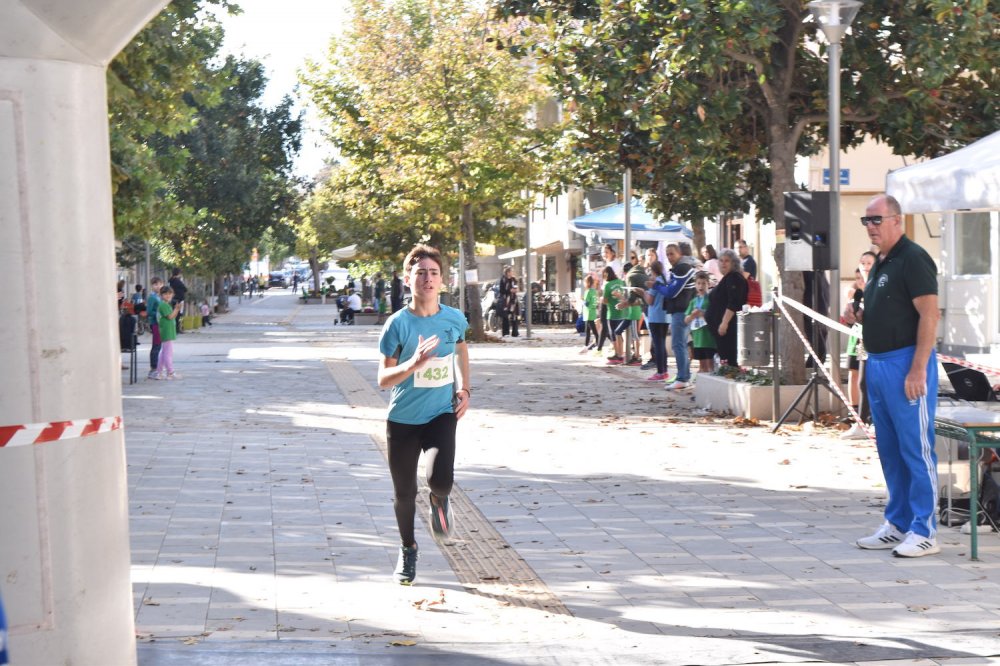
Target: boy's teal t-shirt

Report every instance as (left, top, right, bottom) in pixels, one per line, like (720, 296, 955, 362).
(378, 304, 468, 425)
(146, 293, 161, 326)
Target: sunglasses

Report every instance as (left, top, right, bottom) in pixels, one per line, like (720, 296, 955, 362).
(861, 214, 897, 227)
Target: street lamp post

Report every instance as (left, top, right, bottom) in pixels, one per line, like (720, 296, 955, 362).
(808, 0, 861, 405)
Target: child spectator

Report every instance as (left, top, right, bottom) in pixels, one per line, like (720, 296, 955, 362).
(154, 286, 182, 380)
(685, 272, 717, 373)
(146, 277, 164, 380)
(602, 266, 626, 364)
(643, 261, 669, 380)
(580, 274, 600, 353)
(131, 284, 145, 309)
(200, 300, 213, 326)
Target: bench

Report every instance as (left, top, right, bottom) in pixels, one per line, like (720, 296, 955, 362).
(935, 403, 1000, 560)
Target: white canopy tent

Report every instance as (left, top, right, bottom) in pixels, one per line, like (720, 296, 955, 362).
(886, 131, 1000, 357)
(886, 130, 1000, 213)
(330, 244, 358, 260)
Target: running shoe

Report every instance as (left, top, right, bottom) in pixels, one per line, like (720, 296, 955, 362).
(646, 372, 668, 381)
(664, 380, 691, 390)
(166, 372, 181, 380)
(394, 543, 419, 585)
(606, 355, 623, 365)
(961, 520, 996, 534)
(856, 521, 905, 550)
(429, 492, 453, 543)
(148, 371, 162, 380)
(640, 361, 656, 370)
(625, 356, 643, 367)
(892, 531, 940, 558)
(840, 423, 869, 440)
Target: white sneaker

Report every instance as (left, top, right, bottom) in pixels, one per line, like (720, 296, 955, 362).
(892, 531, 940, 558)
(856, 521, 905, 549)
(961, 520, 996, 535)
(664, 380, 691, 391)
(840, 423, 869, 439)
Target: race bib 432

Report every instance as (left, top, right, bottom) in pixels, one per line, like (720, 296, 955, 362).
(413, 354, 453, 389)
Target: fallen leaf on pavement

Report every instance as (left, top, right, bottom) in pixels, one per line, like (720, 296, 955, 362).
(413, 590, 446, 611)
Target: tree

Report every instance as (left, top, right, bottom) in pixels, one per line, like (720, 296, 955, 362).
(164, 57, 304, 306)
(494, 0, 999, 381)
(301, 0, 551, 340)
(108, 0, 233, 240)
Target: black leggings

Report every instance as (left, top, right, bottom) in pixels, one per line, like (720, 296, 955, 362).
(584, 320, 598, 347)
(387, 412, 456, 547)
(596, 304, 610, 351)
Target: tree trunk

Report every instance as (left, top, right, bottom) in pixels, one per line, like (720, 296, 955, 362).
(769, 125, 808, 385)
(692, 217, 706, 256)
(308, 248, 322, 294)
(215, 274, 229, 311)
(461, 201, 486, 342)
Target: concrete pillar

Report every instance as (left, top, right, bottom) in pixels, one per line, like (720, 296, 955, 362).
(0, 1, 169, 663)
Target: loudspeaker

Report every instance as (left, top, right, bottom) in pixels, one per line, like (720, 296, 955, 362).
(783, 191, 833, 271)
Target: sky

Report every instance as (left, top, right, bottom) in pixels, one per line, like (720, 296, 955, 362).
(216, 0, 349, 179)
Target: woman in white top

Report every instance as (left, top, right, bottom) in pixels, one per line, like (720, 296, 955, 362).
(701, 244, 722, 284)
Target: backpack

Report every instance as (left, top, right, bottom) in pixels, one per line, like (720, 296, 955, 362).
(746, 277, 762, 308)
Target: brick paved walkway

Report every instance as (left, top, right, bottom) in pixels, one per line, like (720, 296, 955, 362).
(129, 291, 1000, 665)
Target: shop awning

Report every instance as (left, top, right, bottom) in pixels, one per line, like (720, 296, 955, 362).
(569, 201, 694, 241)
(497, 240, 577, 260)
(886, 130, 1000, 213)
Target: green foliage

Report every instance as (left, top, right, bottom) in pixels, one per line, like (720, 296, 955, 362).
(713, 365, 776, 386)
(108, 0, 233, 239)
(493, 0, 999, 225)
(299, 0, 549, 259)
(163, 57, 304, 279)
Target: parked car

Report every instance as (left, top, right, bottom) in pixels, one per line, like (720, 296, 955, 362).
(268, 272, 288, 289)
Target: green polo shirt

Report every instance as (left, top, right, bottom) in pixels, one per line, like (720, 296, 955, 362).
(862, 235, 937, 354)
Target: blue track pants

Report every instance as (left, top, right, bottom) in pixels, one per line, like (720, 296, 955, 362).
(866, 345, 938, 537)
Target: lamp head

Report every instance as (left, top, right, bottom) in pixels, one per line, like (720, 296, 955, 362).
(808, 0, 862, 44)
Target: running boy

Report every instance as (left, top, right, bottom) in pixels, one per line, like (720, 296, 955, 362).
(377, 244, 471, 585)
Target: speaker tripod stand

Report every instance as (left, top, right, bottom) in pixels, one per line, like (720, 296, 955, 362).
(771, 370, 840, 432)
(771, 268, 847, 432)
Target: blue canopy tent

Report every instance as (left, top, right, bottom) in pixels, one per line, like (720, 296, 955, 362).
(569, 201, 694, 242)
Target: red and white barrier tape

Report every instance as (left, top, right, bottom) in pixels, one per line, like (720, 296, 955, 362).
(773, 296, 875, 441)
(0, 416, 122, 449)
(777, 295, 1000, 379)
(777, 294, 855, 338)
(938, 354, 1000, 377)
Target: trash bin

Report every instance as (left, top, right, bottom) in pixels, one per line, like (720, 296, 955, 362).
(737, 311, 772, 367)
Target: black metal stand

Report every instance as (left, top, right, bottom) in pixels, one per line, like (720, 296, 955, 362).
(771, 269, 846, 432)
(772, 372, 834, 431)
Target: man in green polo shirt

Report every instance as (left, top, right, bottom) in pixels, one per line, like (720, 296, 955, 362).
(848, 193, 940, 558)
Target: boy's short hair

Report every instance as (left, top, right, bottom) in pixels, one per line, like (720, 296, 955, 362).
(151, 277, 163, 286)
(403, 244, 444, 273)
(694, 271, 711, 282)
(159, 286, 173, 297)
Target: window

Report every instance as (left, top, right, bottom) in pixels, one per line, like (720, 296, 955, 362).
(954, 212, 991, 275)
